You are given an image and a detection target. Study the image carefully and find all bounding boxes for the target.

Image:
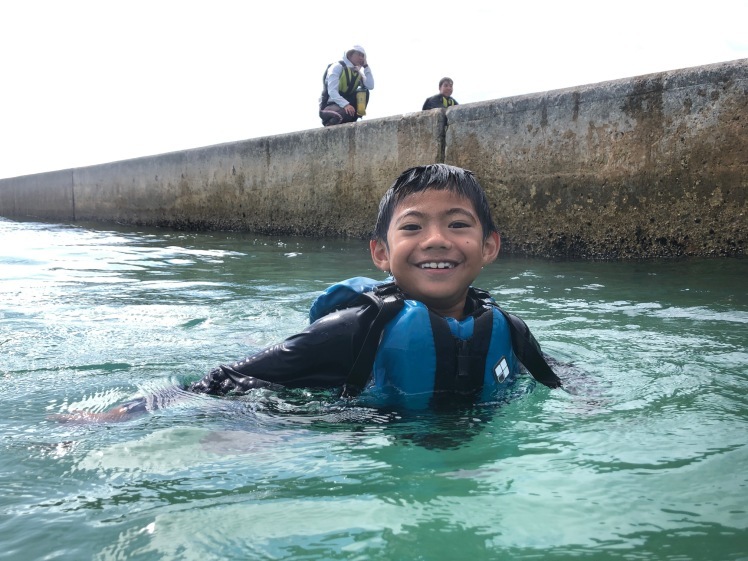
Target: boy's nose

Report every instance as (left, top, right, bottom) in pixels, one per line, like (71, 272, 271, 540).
(421, 226, 451, 249)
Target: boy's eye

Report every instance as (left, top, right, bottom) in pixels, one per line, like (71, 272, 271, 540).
(400, 224, 421, 231)
(450, 221, 471, 228)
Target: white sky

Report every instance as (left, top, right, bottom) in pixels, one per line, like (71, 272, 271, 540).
(1, 0, 746, 180)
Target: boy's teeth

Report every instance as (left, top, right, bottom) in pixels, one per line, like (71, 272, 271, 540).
(421, 262, 453, 269)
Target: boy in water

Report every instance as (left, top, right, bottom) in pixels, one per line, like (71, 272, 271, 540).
(65, 164, 560, 421)
(187, 163, 560, 403)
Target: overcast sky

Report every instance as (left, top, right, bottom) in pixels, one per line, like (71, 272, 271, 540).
(1, 0, 746, 180)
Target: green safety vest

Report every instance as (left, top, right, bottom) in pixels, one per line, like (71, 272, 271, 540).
(320, 61, 367, 109)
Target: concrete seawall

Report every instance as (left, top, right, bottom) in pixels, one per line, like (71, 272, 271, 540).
(446, 59, 747, 258)
(1, 58, 745, 259)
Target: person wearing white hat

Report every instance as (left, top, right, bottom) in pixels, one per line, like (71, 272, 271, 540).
(319, 45, 375, 126)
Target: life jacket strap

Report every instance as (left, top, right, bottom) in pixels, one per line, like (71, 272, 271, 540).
(431, 307, 493, 397)
(340, 284, 404, 398)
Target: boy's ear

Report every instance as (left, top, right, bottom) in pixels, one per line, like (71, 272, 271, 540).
(370, 239, 390, 272)
(481, 232, 501, 265)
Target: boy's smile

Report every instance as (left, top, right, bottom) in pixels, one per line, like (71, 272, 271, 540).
(370, 189, 500, 319)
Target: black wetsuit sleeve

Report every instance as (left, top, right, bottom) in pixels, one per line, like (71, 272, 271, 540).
(500, 309, 563, 389)
(188, 303, 377, 396)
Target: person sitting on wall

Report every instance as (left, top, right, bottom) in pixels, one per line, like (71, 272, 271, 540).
(319, 45, 375, 127)
(422, 77, 458, 110)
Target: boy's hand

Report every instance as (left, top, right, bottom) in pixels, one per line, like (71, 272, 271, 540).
(49, 405, 138, 424)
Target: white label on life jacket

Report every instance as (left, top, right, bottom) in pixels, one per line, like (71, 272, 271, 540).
(493, 356, 509, 384)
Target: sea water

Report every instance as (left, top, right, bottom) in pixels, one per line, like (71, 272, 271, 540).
(0, 217, 746, 561)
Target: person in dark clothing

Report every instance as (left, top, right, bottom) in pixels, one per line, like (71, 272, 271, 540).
(422, 77, 458, 110)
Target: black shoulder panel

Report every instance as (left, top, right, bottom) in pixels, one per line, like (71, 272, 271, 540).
(498, 309, 562, 388)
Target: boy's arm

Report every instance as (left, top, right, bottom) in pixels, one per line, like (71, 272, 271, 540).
(499, 309, 563, 389)
(189, 304, 378, 395)
(51, 304, 378, 423)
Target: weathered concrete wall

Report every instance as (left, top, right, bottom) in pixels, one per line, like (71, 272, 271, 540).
(68, 110, 445, 238)
(0, 169, 75, 221)
(446, 59, 747, 258)
(1, 58, 745, 258)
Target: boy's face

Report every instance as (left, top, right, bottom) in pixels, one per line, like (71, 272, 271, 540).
(370, 188, 500, 319)
(439, 81, 453, 97)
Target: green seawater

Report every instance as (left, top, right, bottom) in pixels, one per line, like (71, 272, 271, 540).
(1, 218, 746, 561)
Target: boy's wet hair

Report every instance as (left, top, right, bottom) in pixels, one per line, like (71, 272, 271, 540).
(373, 164, 498, 245)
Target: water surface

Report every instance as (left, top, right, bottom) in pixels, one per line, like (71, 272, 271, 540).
(1, 218, 746, 560)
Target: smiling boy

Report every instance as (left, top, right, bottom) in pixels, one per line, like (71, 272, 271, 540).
(370, 183, 498, 320)
(189, 164, 561, 404)
(55, 165, 561, 422)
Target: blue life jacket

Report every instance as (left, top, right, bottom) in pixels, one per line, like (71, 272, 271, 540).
(310, 277, 561, 404)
